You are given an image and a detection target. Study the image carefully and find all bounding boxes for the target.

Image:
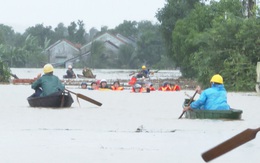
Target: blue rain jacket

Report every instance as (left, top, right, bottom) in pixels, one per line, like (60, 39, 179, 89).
(190, 84, 230, 110)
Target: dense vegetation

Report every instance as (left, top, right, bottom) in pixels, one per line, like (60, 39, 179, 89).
(156, 0, 260, 91)
(0, 60, 10, 82)
(0, 0, 259, 91)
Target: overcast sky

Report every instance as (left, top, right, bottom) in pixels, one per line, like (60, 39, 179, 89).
(0, 0, 166, 33)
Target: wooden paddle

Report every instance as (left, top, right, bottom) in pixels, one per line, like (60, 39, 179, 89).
(65, 89, 102, 106)
(129, 71, 136, 76)
(178, 90, 197, 119)
(202, 127, 260, 162)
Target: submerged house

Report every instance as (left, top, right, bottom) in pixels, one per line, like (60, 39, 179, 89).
(45, 32, 136, 67)
(45, 39, 81, 67)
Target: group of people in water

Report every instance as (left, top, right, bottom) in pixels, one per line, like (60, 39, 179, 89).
(30, 63, 230, 110)
(80, 79, 181, 93)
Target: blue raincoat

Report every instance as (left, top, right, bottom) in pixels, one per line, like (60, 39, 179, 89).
(190, 84, 230, 110)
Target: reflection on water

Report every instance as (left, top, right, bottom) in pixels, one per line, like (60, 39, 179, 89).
(11, 68, 182, 80)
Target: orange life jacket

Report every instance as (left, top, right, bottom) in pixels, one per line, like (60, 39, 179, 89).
(111, 86, 124, 91)
(158, 86, 171, 91)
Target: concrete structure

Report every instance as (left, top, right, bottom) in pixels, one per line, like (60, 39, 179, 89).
(45, 32, 135, 67)
(45, 39, 81, 67)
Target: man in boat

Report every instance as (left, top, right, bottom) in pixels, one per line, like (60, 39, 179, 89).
(31, 64, 65, 97)
(63, 65, 76, 78)
(183, 74, 230, 111)
(82, 67, 96, 78)
(136, 65, 150, 78)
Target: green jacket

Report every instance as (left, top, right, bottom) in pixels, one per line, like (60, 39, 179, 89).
(31, 73, 65, 96)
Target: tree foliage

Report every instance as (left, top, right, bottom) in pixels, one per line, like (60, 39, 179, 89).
(156, 0, 200, 58)
(0, 59, 10, 82)
(168, 0, 260, 91)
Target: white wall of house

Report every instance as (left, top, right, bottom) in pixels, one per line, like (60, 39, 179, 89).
(47, 40, 80, 64)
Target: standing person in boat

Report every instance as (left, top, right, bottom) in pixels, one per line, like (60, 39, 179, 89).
(64, 65, 76, 78)
(82, 67, 96, 78)
(136, 65, 150, 78)
(31, 64, 65, 97)
(183, 74, 230, 111)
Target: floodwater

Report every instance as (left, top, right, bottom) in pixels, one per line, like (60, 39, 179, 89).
(0, 68, 259, 163)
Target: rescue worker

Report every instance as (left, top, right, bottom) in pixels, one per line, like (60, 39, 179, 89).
(136, 65, 150, 78)
(183, 74, 230, 111)
(31, 64, 65, 97)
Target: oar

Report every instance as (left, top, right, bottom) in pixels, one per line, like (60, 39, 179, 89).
(202, 127, 260, 162)
(178, 90, 197, 119)
(65, 89, 102, 106)
(129, 71, 136, 76)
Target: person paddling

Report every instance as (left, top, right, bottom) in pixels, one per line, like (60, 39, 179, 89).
(183, 74, 230, 111)
(31, 64, 65, 97)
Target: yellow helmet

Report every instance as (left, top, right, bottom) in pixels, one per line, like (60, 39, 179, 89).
(210, 74, 223, 84)
(142, 65, 146, 69)
(43, 64, 54, 74)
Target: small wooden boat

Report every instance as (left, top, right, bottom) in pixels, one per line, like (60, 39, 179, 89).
(183, 99, 243, 120)
(77, 74, 96, 79)
(27, 91, 74, 108)
(63, 75, 76, 79)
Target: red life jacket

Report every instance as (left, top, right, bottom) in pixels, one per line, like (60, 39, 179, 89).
(131, 87, 144, 93)
(128, 76, 137, 85)
(149, 86, 156, 91)
(172, 85, 181, 91)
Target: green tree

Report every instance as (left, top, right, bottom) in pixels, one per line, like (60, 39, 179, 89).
(156, 0, 200, 57)
(87, 41, 106, 68)
(67, 20, 87, 45)
(169, 0, 259, 91)
(54, 23, 69, 39)
(118, 44, 136, 68)
(136, 21, 163, 67)
(0, 59, 11, 82)
(0, 24, 17, 46)
(24, 24, 55, 48)
(113, 20, 138, 37)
